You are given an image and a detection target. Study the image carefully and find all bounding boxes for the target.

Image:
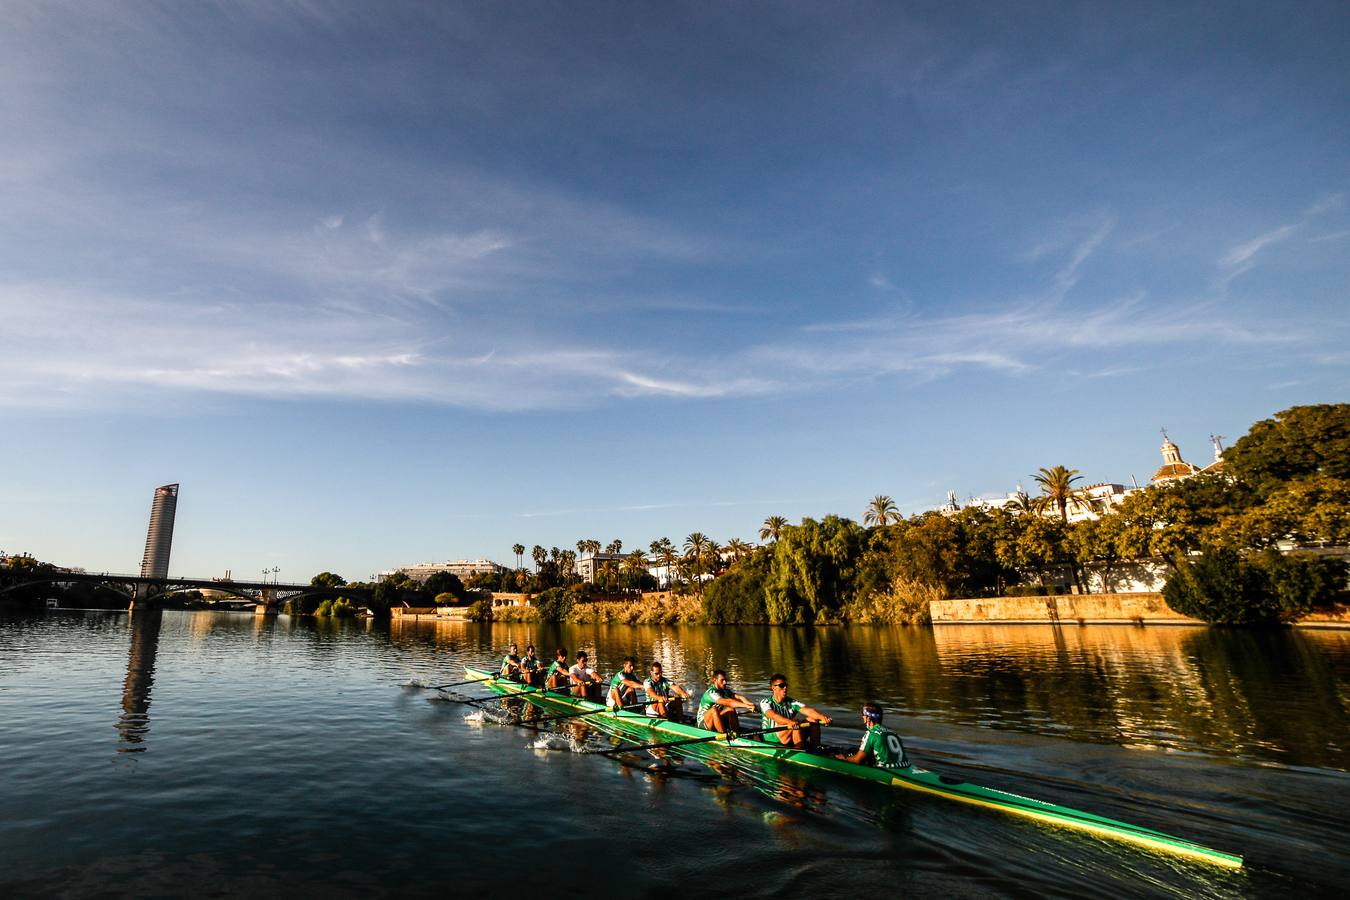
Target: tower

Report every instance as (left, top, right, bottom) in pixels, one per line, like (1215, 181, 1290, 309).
(139, 484, 179, 579)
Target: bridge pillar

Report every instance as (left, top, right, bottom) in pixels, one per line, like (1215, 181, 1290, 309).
(254, 603, 277, 617)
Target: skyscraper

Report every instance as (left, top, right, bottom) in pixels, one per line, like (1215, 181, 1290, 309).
(139, 484, 179, 579)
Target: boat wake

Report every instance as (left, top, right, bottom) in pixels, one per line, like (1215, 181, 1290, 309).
(463, 707, 516, 727)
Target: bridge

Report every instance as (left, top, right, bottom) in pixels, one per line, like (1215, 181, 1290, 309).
(0, 567, 374, 615)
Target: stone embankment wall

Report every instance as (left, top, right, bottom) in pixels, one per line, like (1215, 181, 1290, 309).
(931, 593, 1201, 625)
(931, 594, 1350, 627)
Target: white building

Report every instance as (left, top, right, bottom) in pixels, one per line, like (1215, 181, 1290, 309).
(389, 558, 506, 583)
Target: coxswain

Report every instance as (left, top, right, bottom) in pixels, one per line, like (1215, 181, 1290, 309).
(500, 642, 523, 681)
(834, 703, 910, 769)
(520, 644, 543, 687)
(568, 651, 603, 702)
(606, 656, 645, 710)
(697, 669, 756, 733)
(643, 661, 690, 721)
(545, 648, 571, 692)
(758, 673, 832, 749)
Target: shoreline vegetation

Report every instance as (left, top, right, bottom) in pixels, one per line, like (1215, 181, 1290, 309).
(3, 404, 1346, 627)
(466, 404, 1349, 628)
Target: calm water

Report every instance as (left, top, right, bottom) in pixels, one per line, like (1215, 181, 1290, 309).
(2, 610, 1347, 898)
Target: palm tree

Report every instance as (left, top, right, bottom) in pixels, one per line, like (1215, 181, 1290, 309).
(725, 537, 751, 562)
(863, 495, 900, 527)
(1007, 490, 1036, 515)
(684, 532, 709, 593)
(512, 543, 525, 571)
(531, 544, 547, 573)
(1032, 466, 1087, 523)
(703, 539, 724, 577)
(651, 537, 676, 589)
(622, 550, 647, 593)
(759, 515, 787, 542)
(605, 539, 623, 555)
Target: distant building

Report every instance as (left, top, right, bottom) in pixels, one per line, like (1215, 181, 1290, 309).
(392, 559, 506, 583)
(139, 484, 179, 579)
(575, 551, 625, 584)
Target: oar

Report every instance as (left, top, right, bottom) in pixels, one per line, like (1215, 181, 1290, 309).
(461, 681, 573, 706)
(593, 724, 794, 755)
(533, 699, 661, 724)
(429, 673, 501, 691)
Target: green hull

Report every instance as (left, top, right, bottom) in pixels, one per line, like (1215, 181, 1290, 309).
(464, 667, 1242, 869)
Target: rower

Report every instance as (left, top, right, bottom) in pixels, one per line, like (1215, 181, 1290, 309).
(568, 651, 603, 702)
(758, 673, 832, 749)
(643, 661, 690, 721)
(606, 656, 644, 711)
(500, 643, 523, 681)
(520, 644, 543, 687)
(545, 648, 571, 692)
(697, 669, 756, 733)
(834, 703, 910, 769)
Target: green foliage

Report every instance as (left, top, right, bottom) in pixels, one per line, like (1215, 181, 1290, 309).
(532, 587, 575, 622)
(284, 595, 324, 615)
(421, 571, 466, 602)
(1213, 476, 1350, 549)
(1163, 548, 1345, 624)
(1258, 551, 1348, 613)
(310, 572, 346, 588)
(1224, 403, 1350, 497)
(467, 599, 493, 621)
(703, 553, 770, 623)
(315, 597, 357, 618)
(841, 576, 941, 624)
(764, 516, 864, 623)
(433, 592, 458, 606)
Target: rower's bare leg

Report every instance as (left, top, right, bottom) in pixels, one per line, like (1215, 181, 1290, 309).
(702, 708, 726, 733)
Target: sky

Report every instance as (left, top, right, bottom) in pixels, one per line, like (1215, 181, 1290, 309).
(2, 1, 1347, 581)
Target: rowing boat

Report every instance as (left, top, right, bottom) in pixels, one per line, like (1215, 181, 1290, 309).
(463, 666, 1242, 868)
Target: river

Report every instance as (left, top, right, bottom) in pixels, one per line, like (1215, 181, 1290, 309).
(2, 609, 1346, 897)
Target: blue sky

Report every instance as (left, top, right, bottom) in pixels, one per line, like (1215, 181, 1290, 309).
(2, 1, 1347, 581)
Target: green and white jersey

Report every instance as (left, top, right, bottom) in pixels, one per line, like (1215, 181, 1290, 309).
(858, 724, 910, 769)
(546, 660, 568, 680)
(759, 696, 804, 731)
(607, 670, 640, 707)
(501, 653, 521, 672)
(521, 655, 541, 672)
(643, 676, 674, 698)
(698, 685, 735, 721)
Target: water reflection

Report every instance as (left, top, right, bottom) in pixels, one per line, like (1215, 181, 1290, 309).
(389, 618, 1350, 771)
(116, 609, 162, 753)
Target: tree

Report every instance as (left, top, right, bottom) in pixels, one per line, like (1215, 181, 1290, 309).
(310, 572, 346, 588)
(422, 571, 465, 602)
(1212, 475, 1350, 549)
(1224, 403, 1350, 497)
(622, 550, 649, 592)
(512, 544, 525, 570)
(605, 539, 623, 555)
(531, 545, 546, 573)
(764, 516, 865, 623)
(725, 538, 752, 562)
(1032, 466, 1087, 523)
(760, 515, 788, 543)
(863, 495, 900, 528)
(651, 537, 677, 588)
(684, 532, 709, 592)
(703, 551, 770, 623)
(1163, 547, 1343, 625)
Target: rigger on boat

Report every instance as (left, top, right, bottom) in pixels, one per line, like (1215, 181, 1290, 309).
(461, 663, 1244, 870)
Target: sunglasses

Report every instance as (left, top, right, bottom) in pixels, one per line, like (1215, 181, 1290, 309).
(772, 683, 788, 689)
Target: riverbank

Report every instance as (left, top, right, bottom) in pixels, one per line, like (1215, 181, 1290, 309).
(932, 593, 1350, 628)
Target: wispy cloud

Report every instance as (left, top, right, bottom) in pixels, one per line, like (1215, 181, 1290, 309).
(1219, 224, 1298, 269)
